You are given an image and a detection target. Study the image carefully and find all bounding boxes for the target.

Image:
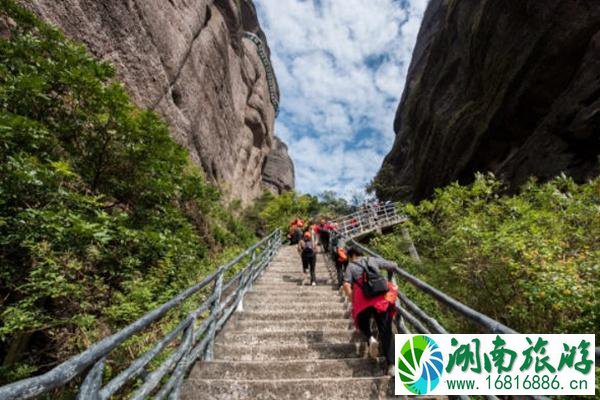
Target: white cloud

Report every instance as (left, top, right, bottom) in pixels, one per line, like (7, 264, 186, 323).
(255, 0, 428, 198)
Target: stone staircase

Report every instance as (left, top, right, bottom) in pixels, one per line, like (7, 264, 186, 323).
(181, 245, 438, 399)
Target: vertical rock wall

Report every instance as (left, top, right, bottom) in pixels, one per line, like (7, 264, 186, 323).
(24, 0, 294, 203)
(375, 0, 600, 201)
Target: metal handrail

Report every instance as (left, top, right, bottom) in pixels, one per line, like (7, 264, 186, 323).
(242, 31, 280, 115)
(334, 201, 406, 238)
(0, 229, 282, 400)
(347, 239, 517, 334)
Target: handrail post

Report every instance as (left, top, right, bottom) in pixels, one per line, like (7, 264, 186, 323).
(204, 269, 224, 361)
(237, 250, 256, 313)
(401, 227, 421, 263)
(77, 358, 105, 400)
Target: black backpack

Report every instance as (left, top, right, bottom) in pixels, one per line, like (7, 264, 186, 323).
(356, 258, 389, 298)
(302, 239, 314, 256)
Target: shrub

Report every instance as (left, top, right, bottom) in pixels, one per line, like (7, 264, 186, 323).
(371, 174, 599, 336)
(0, 1, 253, 383)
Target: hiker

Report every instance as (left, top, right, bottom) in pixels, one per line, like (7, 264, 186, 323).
(297, 230, 317, 286)
(349, 217, 359, 235)
(316, 219, 333, 253)
(342, 247, 398, 375)
(287, 218, 304, 245)
(334, 240, 348, 288)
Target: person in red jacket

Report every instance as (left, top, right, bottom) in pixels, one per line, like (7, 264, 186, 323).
(342, 247, 398, 376)
(287, 218, 304, 245)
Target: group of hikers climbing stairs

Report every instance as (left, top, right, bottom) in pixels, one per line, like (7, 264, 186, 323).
(181, 245, 440, 399)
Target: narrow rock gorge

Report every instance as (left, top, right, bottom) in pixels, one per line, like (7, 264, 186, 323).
(375, 0, 600, 201)
(24, 0, 294, 203)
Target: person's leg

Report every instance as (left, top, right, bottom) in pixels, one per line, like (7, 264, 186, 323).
(335, 260, 343, 288)
(321, 231, 330, 252)
(301, 254, 309, 285)
(301, 254, 308, 273)
(309, 254, 316, 284)
(356, 309, 372, 338)
(374, 307, 395, 365)
(358, 308, 380, 359)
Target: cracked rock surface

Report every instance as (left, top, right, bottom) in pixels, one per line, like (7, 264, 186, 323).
(375, 0, 600, 201)
(262, 137, 295, 195)
(24, 0, 294, 203)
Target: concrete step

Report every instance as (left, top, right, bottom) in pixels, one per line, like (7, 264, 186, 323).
(255, 278, 334, 285)
(217, 329, 361, 346)
(265, 262, 330, 268)
(243, 292, 345, 303)
(255, 276, 334, 283)
(230, 318, 352, 332)
(259, 271, 332, 277)
(188, 358, 385, 380)
(237, 310, 349, 321)
(243, 300, 347, 311)
(214, 342, 366, 361)
(248, 287, 339, 295)
(251, 283, 337, 290)
(181, 376, 393, 400)
(261, 269, 331, 275)
(251, 284, 338, 292)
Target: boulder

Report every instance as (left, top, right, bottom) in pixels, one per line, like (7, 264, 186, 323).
(262, 137, 295, 194)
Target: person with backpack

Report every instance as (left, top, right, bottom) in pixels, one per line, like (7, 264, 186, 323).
(320, 219, 335, 253)
(287, 218, 304, 245)
(297, 230, 317, 286)
(342, 247, 398, 375)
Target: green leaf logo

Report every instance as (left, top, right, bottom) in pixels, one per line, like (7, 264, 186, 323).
(397, 335, 444, 394)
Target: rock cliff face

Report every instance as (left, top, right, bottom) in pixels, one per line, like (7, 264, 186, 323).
(24, 0, 294, 203)
(375, 0, 600, 201)
(262, 137, 295, 194)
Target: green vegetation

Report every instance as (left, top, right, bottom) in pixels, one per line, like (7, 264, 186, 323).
(0, 1, 254, 384)
(371, 174, 599, 336)
(243, 190, 353, 235)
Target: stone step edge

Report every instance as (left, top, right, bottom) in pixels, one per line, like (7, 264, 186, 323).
(189, 376, 390, 384)
(221, 329, 354, 335)
(200, 357, 384, 365)
(215, 342, 365, 350)
(232, 318, 352, 323)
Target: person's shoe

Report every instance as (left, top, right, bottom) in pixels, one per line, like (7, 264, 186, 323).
(368, 336, 379, 359)
(311, 281, 316, 286)
(302, 273, 308, 285)
(387, 365, 395, 377)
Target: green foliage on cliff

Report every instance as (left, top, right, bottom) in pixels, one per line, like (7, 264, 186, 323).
(243, 190, 353, 235)
(371, 174, 599, 336)
(0, 1, 254, 383)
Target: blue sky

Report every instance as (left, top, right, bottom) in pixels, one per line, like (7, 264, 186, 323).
(254, 0, 428, 199)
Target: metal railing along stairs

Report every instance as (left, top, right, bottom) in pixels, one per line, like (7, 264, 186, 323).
(334, 201, 406, 238)
(0, 230, 282, 400)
